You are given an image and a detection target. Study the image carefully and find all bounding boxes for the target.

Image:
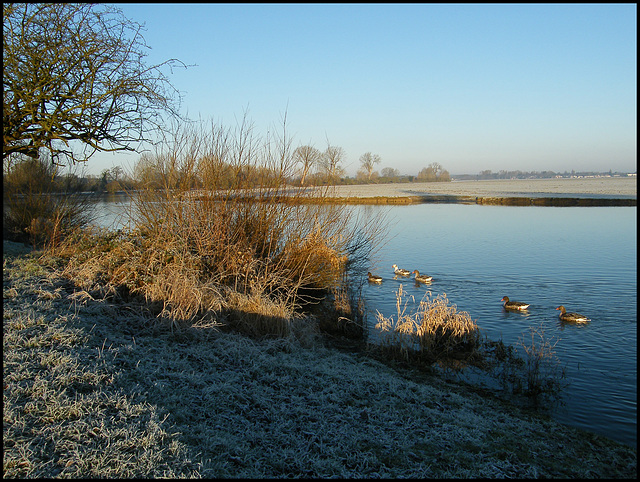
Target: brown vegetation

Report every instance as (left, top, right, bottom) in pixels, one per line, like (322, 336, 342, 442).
(52, 117, 385, 340)
(3, 156, 95, 248)
(373, 286, 483, 367)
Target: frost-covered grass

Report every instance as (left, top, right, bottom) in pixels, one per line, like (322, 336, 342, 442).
(3, 242, 637, 478)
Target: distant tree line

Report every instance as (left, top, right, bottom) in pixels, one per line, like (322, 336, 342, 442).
(130, 145, 456, 190)
(3, 157, 136, 195)
(454, 169, 632, 180)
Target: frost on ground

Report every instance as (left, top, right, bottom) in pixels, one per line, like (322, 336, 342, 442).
(328, 177, 637, 199)
(3, 242, 637, 478)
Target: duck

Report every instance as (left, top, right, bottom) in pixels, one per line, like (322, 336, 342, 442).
(367, 272, 383, 283)
(392, 264, 411, 277)
(556, 305, 590, 323)
(411, 270, 432, 283)
(501, 296, 530, 311)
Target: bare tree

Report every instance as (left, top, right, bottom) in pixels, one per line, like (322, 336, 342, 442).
(430, 162, 443, 177)
(418, 165, 436, 181)
(418, 162, 450, 182)
(110, 165, 124, 182)
(359, 152, 381, 181)
(320, 145, 346, 184)
(3, 3, 187, 166)
(381, 167, 400, 178)
(292, 144, 322, 186)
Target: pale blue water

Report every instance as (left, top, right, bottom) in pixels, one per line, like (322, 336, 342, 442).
(358, 204, 636, 448)
(90, 192, 134, 230)
(92, 198, 637, 447)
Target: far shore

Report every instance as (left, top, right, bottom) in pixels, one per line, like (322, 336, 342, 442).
(316, 177, 636, 206)
(7, 177, 633, 208)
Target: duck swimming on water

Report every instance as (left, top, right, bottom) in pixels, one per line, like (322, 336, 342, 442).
(501, 296, 530, 311)
(392, 264, 411, 277)
(367, 272, 383, 283)
(556, 305, 590, 324)
(411, 270, 432, 284)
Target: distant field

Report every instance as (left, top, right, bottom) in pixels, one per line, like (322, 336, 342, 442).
(328, 177, 637, 200)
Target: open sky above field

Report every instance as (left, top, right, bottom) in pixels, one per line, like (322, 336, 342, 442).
(87, 3, 636, 177)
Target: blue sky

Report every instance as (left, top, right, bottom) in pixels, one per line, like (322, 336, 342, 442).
(88, 3, 636, 177)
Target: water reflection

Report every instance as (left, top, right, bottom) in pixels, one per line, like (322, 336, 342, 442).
(89, 192, 134, 230)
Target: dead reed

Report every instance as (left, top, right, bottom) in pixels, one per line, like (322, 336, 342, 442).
(516, 323, 568, 399)
(373, 285, 483, 367)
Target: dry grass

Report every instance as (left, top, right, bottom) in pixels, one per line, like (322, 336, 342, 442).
(3, 243, 636, 478)
(53, 209, 371, 343)
(373, 286, 483, 367)
(372, 287, 570, 407)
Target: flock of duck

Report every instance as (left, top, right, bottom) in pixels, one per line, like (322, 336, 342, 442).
(367, 265, 591, 324)
(368, 264, 433, 284)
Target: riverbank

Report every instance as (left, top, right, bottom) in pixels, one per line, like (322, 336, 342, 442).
(3, 241, 636, 478)
(316, 177, 637, 206)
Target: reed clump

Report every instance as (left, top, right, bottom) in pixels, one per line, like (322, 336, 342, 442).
(515, 324, 568, 400)
(372, 288, 570, 404)
(54, 116, 383, 341)
(373, 285, 483, 367)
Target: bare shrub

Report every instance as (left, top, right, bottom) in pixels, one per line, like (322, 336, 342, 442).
(3, 155, 95, 249)
(56, 115, 385, 339)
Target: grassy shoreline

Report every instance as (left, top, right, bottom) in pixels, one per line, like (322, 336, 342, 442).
(3, 241, 636, 478)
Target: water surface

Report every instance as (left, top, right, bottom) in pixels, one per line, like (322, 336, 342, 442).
(358, 204, 636, 447)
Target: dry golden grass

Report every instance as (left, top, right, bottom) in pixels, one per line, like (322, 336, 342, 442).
(374, 286, 483, 366)
(3, 156, 96, 249)
(372, 288, 569, 405)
